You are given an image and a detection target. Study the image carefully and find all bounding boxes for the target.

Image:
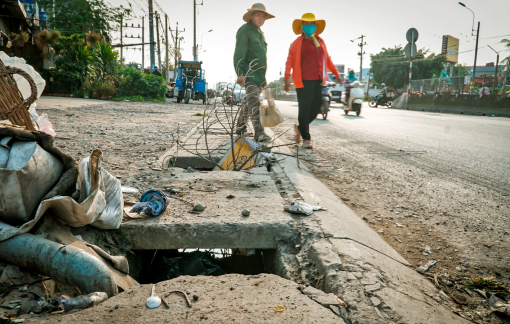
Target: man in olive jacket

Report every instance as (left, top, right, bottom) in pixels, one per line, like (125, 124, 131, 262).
(233, 3, 274, 142)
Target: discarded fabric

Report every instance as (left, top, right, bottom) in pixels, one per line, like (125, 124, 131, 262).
(416, 260, 437, 274)
(130, 189, 169, 217)
(284, 201, 326, 216)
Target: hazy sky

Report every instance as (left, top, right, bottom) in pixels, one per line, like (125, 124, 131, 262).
(110, 0, 510, 85)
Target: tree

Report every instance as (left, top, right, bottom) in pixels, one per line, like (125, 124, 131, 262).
(370, 45, 445, 88)
(38, 0, 131, 38)
(500, 38, 510, 81)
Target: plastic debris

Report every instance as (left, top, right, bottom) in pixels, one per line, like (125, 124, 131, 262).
(121, 186, 139, 193)
(64, 292, 108, 312)
(489, 294, 510, 315)
(32, 113, 56, 137)
(284, 201, 327, 216)
(130, 189, 169, 217)
(146, 285, 161, 309)
(416, 260, 437, 274)
(186, 166, 195, 172)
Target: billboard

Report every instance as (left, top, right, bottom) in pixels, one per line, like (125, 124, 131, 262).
(442, 35, 459, 63)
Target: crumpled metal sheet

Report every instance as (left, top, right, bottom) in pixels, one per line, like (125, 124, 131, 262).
(0, 149, 123, 242)
(284, 201, 327, 216)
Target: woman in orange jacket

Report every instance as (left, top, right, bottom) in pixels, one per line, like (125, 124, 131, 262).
(284, 13, 342, 149)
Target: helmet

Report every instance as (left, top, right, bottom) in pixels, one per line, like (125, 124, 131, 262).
(381, 83, 386, 87)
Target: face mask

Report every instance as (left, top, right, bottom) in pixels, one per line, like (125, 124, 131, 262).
(302, 24, 316, 36)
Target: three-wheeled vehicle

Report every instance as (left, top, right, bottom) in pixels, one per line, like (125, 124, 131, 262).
(173, 60, 207, 104)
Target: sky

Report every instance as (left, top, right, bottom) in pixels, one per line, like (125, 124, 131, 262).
(110, 0, 510, 86)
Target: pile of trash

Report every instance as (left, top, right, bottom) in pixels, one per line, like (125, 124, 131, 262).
(0, 125, 138, 321)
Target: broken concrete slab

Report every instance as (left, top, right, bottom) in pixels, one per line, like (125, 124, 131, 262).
(26, 274, 344, 324)
(114, 167, 297, 249)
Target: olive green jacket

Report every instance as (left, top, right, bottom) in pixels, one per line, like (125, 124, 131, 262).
(233, 20, 267, 86)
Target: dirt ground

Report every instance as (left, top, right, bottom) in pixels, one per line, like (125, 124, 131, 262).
(275, 115, 510, 324)
(25, 274, 342, 324)
(39, 98, 206, 199)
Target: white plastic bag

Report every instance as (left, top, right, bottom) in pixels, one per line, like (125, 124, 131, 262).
(260, 88, 284, 127)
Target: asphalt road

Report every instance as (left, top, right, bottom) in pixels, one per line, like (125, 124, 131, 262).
(274, 99, 510, 278)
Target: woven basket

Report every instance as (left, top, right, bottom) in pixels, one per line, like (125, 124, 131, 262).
(0, 59, 37, 131)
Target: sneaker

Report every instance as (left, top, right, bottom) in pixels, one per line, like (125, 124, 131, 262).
(302, 140, 313, 149)
(294, 124, 301, 143)
(235, 127, 247, 135)
(256, 134, 272, 142)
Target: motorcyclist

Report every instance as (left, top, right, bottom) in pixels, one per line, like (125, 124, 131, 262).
(378, 83, 387, 103)
(344, 69, 357, 106)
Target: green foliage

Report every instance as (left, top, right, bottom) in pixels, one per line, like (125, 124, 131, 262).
(92, 43, 119, 80)
(500, 38, 510, 72)
(51, 35, 93, 93)
(38, 0, 132, 38)
(118, 67, 167, 100)
(370, 46, 445, 88)
(112, 95, 165, 103)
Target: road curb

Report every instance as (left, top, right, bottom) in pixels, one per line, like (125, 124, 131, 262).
(269, 132, 469, 324)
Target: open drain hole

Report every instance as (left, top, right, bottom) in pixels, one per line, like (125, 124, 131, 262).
(130, 248, 277, 284)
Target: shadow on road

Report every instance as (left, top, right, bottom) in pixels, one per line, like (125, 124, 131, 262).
(341, 114, 365, 119)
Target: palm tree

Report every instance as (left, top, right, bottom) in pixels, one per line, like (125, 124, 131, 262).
(500, 39, 510, 89)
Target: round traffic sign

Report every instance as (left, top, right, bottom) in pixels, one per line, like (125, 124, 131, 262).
(406, 28, 419, 43)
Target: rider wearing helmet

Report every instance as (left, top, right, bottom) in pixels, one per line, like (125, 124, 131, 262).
(380, 83, 387, 98)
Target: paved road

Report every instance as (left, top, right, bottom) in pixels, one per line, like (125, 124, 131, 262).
(274, 100, 510, 277)
(277, 101, 510, 193)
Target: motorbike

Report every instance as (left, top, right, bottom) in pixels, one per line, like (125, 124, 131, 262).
(343, 81, 364, 116)
(368, 94, 392, 108)
(320, 82, 335, 120)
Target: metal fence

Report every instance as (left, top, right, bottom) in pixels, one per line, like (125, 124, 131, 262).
(411, 77, 471, 95)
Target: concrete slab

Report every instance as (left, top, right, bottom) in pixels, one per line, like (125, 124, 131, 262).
(116, 167, 297, 250)
(26, 274, 344, 324)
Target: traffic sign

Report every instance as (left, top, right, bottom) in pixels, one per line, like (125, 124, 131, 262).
(406, 28, 419, 43)
(404, 43, 417, 58)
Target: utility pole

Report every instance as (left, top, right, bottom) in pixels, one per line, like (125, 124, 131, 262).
(142, 16, 145, 72)
(488, 45, 499, 93)
(165, 14, 169, 83)
(155, 12, 162, 70)
(148, 0, 155, 71)
(351, 35, 366, 87)
(120, 14, 123, 68)
(471, 21, 480, 94)
(171, 22, 185, 80)
(193, 0, 203, 61)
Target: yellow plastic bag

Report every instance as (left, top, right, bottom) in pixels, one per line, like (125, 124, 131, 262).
(260, 88, 284, 127)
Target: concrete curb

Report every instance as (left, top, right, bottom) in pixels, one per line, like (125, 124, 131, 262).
(268, 133, 469, 324)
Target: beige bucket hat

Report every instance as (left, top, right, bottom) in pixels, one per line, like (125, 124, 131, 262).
(243, 3, 275, 22)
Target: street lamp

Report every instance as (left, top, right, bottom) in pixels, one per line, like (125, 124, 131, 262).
(200, 29, 213, 55)
(459, 2, 480, 94)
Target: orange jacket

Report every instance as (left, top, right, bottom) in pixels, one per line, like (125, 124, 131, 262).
(285, 35, 340, 89)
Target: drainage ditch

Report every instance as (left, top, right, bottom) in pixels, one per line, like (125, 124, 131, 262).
(128, 248, 278, 285)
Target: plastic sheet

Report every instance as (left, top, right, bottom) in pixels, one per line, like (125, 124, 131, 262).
(284, 201, 327, 216)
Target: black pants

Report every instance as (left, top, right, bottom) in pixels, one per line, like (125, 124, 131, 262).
(296, 79, 322, 141)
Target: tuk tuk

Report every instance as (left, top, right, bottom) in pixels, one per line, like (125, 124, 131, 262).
(173, 60, 207, 104)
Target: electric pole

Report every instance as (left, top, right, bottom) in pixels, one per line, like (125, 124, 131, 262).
(171, 22, 185, 80)
(165, 14, 169, 83)
(471, 21, 480, 94)
(120, 14, 123, 68)
(351, 35, 366, 87)
(193, 0, 203, 61)
(148, 0, 155, 70)
(155, 11, 161, 70)
(142, 16, 145, 71)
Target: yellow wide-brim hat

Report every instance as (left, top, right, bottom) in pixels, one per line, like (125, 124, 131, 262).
(243, 3, 275, 23)
(292, 13, 325, 35)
